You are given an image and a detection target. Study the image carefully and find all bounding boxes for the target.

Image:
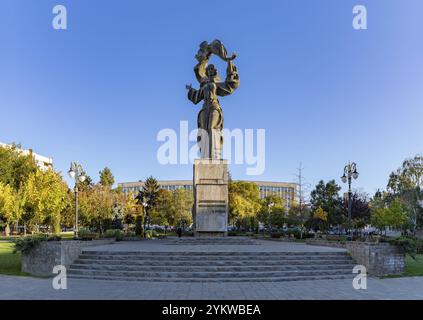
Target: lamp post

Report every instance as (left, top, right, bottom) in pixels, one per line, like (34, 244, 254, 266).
(68, 162, 86, 239)
(341, 162, 359, 241)
(142, 201, 148, 238)
(268, 201, 275, 237)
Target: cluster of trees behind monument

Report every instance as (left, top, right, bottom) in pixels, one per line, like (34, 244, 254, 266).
(0, 144, 422, 237)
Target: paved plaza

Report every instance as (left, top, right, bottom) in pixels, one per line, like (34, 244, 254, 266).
(0, 240, 422, 300)
(0, 274, 422, 300)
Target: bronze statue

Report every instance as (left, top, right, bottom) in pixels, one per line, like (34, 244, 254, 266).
(186, 40, 240, 159)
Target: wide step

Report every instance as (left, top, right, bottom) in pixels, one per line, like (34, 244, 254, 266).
(68, 250, 355, 282)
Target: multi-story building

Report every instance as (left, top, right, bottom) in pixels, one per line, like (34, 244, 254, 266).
(0, 142, 53, 171)
(118, 180, 297, 209)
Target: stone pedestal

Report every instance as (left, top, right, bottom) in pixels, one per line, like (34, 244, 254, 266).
(193, 159, 228, 237)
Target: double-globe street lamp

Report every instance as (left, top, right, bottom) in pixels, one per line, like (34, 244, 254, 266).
(142, 201, 148, 237)
(68, 162, 86, 238)
(268, 201, 275, 237)
(341, 162, 359, 240)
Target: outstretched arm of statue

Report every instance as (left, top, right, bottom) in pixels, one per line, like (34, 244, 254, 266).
(216, 61, 240, 97)
(187, 85, 204, 105)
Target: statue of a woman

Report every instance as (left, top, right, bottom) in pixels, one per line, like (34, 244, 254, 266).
(186, 40, 240, 159)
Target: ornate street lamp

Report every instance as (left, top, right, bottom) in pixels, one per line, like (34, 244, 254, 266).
(142, 201, 148, 238)
(68, 162, 86, 238)
(341, 161, 359, 240)
(268, 201, 275, 237)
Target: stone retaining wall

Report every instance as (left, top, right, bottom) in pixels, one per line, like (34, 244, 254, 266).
(346, 242, 405, 276)
(306, 240, 406, 276)
(22, 239, 114, 277)
(306, 239, 347, 248)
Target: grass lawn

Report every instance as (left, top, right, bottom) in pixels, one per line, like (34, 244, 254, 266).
(0, 242, 28, 276)
(404, 254, 423, 277)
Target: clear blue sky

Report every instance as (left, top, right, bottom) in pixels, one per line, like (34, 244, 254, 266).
(1, 0, 422, 197)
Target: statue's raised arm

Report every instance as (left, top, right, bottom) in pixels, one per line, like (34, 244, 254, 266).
(216, 60, 240, 97)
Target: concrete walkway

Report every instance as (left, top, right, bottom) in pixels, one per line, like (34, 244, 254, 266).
(2, 240, 420, 300)
(0, 274, 422, 300)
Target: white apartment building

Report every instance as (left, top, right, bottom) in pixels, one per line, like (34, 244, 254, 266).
(0, 142, 53, 170)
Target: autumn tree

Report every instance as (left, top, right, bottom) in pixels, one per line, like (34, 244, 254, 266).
(0, 183, 21, 235)
(77, 184, 117, 233)
(228, 181, 261, 229)
(311, 206, 328, 231)
(171, 189, 193, 228)
(21, 169, 69, 234)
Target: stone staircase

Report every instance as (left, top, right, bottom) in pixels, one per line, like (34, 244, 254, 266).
(68, 250, 356, 282)
(169, 237, 258, 245)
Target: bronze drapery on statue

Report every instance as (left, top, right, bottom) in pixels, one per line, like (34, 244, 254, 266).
(186, 40, 240, 159)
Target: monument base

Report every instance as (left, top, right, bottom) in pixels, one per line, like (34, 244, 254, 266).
(194, 231, 227, 238)
(193, 159, 228, 237)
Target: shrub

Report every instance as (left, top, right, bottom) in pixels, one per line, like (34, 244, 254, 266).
(389, 236, 419, 259)
(47, 235, 62, 241)
(228, 231, 248, 236)
(14, 234, 48, 254)
(78, 228, 98, 241)
(302, 232, 315, 239)
(145, 229, 158, 239)
(181, 231, 194, 237)
(104, 229, 124, 241)
(124, 231, 136, 238)
(271, 232, 282, 238)
(415, 239, 423, 254)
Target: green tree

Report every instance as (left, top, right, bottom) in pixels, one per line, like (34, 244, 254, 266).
(0, 144, 38, 191)
(387, 155, 423, 230)
(371, 198, 409, 234)
(257, 195, 286, 230)
(310, 180, 345, 228)
(136, 176, 160, 231)
(99, 167, 115, 188)
(287, 205, 311, 229)
(149, 189, 173, 226)
(388, 155, 422, 193)
(140, 176, 160, 208)
(388, 198, 409, 231)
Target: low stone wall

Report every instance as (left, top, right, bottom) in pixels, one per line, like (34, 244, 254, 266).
(306, 239, 347, 248)
(346, 242, 405, 276)
(22, 239, 114, 277)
